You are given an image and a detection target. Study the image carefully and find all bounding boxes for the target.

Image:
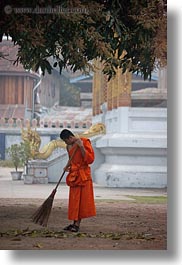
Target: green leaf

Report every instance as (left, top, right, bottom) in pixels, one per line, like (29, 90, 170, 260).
(0, 1, 166, 80)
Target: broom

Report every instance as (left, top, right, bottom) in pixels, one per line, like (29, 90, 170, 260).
(32, 145, 78, 227)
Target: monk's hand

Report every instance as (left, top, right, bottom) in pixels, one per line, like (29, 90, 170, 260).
(75, 138, 86, 157)
(75, 138, 84, 148)
(64, 165, 70, 172)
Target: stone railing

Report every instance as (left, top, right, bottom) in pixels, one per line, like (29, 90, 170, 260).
(0, 118, 92, 129)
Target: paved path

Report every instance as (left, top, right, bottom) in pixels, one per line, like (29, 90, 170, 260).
(0, 167, 167, 200)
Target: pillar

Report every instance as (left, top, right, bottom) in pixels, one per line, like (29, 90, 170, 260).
(92, 59, 132, 115)
(92, 60, 105, 115)
(117, 68, 132, 107)
(158, 67, 167, 92)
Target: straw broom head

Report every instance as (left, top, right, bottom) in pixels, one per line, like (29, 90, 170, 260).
(31, 189, 56, 227)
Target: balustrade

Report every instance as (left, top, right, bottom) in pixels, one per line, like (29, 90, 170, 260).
(0, 117, 91, 129)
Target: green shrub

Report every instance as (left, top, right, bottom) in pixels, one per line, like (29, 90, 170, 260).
(6, 144, 23, 171)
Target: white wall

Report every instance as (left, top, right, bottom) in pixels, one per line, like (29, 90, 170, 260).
(93, 107, 167, 188)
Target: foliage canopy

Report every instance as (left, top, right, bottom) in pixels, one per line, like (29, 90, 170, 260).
(0, 0, 167, 80)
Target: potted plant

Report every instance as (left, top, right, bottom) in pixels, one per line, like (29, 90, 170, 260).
(6, 143, 24, 180)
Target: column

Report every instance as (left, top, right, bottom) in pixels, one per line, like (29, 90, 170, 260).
(92, 60, 105, 115)
(92, 61, 97, 116)
(158, 67, 167, 92)
(117, 68, 131, 107)
(112, 73, 118, 109)
(107, 79, 112, 111)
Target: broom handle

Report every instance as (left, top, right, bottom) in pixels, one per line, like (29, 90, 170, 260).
(54, 145, 79, 191)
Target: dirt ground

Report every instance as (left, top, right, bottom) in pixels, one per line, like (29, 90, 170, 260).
(0, 198, 167, 250)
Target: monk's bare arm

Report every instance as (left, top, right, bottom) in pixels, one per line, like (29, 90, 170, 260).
(75, 138, 86, 157)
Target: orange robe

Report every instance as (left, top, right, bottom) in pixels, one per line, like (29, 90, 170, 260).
(66, 138, 96, 221)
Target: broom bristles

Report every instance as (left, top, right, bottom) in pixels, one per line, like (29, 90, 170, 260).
(32, 189, 56, 227)
(32, 146, 79, 227)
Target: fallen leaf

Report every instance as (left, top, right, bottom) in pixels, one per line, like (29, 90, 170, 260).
(33, 243, 43, 249)
(11, 237, 22, 241)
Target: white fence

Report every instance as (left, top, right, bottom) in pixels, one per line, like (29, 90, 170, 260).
(0, 118, 92, 129)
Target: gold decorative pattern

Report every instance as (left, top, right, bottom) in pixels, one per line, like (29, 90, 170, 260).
(21, 123, 106, 160)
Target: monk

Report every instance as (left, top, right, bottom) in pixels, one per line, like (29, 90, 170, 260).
(60, 129, 96, 232)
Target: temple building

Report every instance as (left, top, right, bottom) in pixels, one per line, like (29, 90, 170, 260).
(25, 62, 167, 187)
(0, 38, 41, 121)
(91, 60, 167, 188)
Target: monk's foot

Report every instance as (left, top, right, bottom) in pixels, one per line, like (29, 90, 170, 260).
(70, 224, 80, 232)
(63, 224, 74, 231)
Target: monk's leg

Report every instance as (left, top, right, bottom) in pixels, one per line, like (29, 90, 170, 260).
(74, 219, 81, 227)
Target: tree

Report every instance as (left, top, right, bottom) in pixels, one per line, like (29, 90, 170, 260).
(0, 0, 167, 80)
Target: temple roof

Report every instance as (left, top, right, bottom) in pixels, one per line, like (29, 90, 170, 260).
(0, 104, 25, 119)
(0, 39, 39, 78)
(40, 105, 92, 123)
